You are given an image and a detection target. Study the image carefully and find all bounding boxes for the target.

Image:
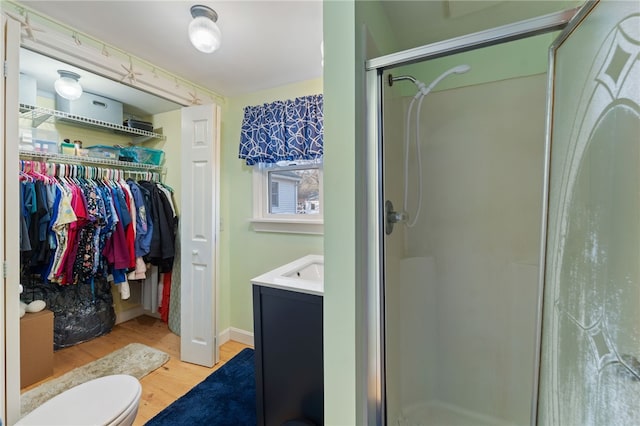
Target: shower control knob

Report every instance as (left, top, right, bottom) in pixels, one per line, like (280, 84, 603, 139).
(385, 200, 407, 235)
(389, 211, 407, 223)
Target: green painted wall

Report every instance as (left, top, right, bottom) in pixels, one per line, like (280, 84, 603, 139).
(323, 2, 357, 424)
(323, 0, 399, 423)
(151, 109, 182, 213)
(394, 32, 557, 96)
(220, 78, 324, 334)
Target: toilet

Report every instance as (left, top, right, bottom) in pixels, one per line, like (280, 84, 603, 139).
(17, 375, 142, 426)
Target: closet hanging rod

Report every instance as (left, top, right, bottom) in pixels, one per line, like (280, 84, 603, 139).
(20, 161, 162, 183)
(18, 149, 164, 171)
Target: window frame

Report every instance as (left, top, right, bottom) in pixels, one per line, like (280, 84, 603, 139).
(251, 161, 324, 234)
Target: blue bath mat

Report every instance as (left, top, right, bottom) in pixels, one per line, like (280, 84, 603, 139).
(146, 348, 256, 426)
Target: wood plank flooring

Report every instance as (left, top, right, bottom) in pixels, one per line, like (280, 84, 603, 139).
(21, 315, 252, 425)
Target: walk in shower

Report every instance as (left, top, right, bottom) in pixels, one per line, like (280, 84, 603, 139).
(382, 46, 548, 426)
(364, 3, 640, 425)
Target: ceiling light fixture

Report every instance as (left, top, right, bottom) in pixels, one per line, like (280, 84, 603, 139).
(54, 70, 83, 101)
(189, 5, 222, 53)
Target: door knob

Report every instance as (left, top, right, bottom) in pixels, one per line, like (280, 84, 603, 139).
(192, 250, 199, 255)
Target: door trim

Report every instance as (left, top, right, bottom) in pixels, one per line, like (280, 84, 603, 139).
(3, 14, 22, 425)
(362, 6, 583, 426)
(366, 8, 580, 72)
(535, 2, 600, 425)
(361, 66, 384, 426)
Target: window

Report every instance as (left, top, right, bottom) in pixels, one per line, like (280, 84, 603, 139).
(270, 181, 280, 209)
(251, 160, 323, 234)
(239, 94, 323, 234)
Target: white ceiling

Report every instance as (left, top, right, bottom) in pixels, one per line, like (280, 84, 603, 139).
(17, 0, 324, 98)
(14, 0, 579, 114)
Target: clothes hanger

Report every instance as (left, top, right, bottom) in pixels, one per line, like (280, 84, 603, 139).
(159, 180, 174, 192)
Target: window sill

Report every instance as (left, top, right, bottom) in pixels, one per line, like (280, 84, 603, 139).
(250, 218, 324, 235)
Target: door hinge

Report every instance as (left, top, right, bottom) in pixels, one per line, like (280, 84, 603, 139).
(3, 61, 6, 78)
(3, 261, 7, 279)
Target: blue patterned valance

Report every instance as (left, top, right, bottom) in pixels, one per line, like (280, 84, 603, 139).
(239, 94, 323, 165)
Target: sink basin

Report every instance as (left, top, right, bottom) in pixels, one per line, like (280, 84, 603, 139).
(279, 258, 323, 281)
(251, 255, 324, 296)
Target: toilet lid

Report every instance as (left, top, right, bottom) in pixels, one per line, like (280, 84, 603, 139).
(18, 374, 142, 426)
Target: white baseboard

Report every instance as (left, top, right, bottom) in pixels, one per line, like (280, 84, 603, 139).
(219, 328, 230, 344)
(219, 327, 254, 347)
(115, 306, 145, 325)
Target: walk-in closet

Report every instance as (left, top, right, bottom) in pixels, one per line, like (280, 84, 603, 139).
(17, 47, 179, 373)
(2, 10, 221, 423)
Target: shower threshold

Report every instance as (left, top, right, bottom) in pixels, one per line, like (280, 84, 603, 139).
(395, 400, 519, 426)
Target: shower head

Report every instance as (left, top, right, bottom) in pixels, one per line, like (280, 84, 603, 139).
(451, 64, 471, 74)
(388, 64, 471, 95)
(421, 64, 471, 95)
(388, 74, 418, 87)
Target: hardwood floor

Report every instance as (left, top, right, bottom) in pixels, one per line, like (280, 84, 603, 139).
(20, 315, 252, 425)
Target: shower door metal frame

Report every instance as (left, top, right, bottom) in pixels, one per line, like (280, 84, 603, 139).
(362, 6, 583, 426)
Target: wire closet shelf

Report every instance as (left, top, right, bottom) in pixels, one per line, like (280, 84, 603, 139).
(19, 103, 167, 142)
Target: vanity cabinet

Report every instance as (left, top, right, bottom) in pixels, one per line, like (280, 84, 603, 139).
(253, 284, 323, 426)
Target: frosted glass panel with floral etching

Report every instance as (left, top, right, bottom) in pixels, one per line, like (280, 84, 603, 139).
(538, 1, 640, 425)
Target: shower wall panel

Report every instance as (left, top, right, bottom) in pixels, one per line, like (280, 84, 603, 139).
(389, 73, 547, 425)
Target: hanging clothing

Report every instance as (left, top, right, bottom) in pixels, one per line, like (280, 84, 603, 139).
(102, 184, 130, 272)
(18, 160, 171, 348)
(127, 179, 153, 258)
(19, 166, 176, 287)
(138, 181, 177, 273)
(159, 272, 171, 323)
(120, 181, 137, 270)
(19, 183, 32, 252)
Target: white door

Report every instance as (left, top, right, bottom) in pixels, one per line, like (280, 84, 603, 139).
(180, 104, 220, 367)
(2, 15, 22, 425)
(537, 0, 640, 424)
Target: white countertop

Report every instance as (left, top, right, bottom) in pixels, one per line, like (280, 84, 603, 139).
(251, 254, 324, 296)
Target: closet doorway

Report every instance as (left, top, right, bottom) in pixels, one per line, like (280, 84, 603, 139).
(2, 16, 220, 425)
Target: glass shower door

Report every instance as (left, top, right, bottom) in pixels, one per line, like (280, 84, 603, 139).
(382, 57, 548, 425)
(537, 1, 640, 424)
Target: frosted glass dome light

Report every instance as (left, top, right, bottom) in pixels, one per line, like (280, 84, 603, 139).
(189, 5, 222, 53)
(54, 70, 83, 101)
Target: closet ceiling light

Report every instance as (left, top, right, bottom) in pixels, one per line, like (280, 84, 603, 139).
(54, 70, 83, 101)
(189, 5, 222, 54)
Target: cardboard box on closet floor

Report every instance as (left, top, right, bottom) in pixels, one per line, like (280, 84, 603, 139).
(20, 309, 54, 388)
